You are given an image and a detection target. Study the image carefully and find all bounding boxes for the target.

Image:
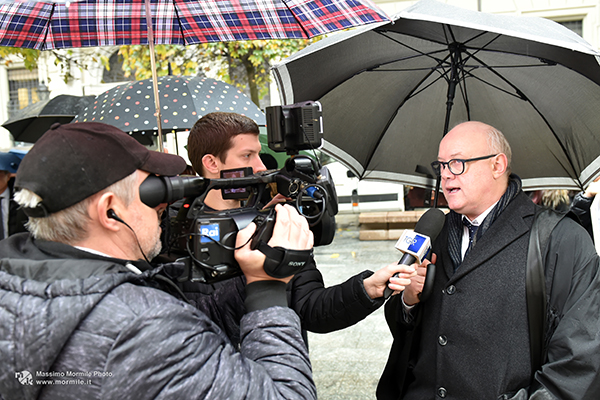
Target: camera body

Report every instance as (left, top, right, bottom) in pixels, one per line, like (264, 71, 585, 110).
(266, 101, 323, 153)
(141, 101, 338, 284)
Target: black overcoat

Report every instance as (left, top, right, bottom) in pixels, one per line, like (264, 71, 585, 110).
(378, 191, 600, 400)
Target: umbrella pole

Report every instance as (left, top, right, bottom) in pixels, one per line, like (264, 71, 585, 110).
(434, 46, 460, 208)
(145, 0, 164, 152)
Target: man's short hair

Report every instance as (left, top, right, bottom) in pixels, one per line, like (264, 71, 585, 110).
(14, 171, 137, 243)
(187, 112, 260, 176)
(485, 125, 512, 175)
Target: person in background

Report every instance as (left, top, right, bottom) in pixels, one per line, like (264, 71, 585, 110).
(569, 176, 600, 241)
(0, 122, 317, 399)
(377, 121, 600, 400)
(0, 151, 27, 238)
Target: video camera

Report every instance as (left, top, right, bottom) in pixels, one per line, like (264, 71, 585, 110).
(140, 101, 338, 284)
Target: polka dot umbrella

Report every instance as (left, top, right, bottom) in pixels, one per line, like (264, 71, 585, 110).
(74, 76, 266, 145)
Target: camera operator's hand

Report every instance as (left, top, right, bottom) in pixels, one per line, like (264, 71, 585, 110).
(235, 204, 314, 284)
(262, 193, 290, 210)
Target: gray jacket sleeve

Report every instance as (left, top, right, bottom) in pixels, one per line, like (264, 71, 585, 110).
(533, 217, 600, 399)
(102, 290, 316, 400)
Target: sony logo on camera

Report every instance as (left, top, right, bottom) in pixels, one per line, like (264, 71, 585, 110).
(287, 261, 306, 267)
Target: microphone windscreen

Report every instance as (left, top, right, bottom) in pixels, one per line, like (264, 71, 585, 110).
(413, 208, 446, 242)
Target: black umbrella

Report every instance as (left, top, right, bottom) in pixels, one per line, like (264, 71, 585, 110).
(272, 0, 600, 194)
(74, 76, 266, 146)
(2, 94, 95, 143)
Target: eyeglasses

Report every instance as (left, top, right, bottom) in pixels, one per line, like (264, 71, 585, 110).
(431, 154, 498, 177)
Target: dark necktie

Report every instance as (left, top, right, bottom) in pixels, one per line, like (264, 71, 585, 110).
(462, 217, 478, 258)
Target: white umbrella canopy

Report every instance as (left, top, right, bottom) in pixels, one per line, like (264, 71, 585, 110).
(272, 0, 600, 192)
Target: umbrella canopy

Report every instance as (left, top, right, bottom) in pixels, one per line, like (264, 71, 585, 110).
(2, 94, 95, 143)
(74, 76, 265, 139)
(272, 0, 600, 191)
(0, 0, 389, 48)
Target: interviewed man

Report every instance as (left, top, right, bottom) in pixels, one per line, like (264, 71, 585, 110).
(378, 121, 600, 399)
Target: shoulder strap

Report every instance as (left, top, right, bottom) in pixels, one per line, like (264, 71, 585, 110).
(526, 207, 567, 373)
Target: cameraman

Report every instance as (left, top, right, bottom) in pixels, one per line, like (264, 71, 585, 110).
(0, 122, 316, 400)
(183, 112, 415, 342)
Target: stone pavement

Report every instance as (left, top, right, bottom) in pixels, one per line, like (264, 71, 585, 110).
(309, 213, 401, 400)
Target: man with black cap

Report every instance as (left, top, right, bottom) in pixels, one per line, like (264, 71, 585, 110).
(0, 122, 317, 399)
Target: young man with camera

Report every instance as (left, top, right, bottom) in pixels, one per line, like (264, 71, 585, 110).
(182, 112, 414, 343)
(0, 122, 318, 399)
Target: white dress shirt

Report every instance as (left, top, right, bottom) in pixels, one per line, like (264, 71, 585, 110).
(461, 201, 498, 260)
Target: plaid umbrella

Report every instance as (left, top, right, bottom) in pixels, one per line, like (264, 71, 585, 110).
(0, 0, 390, 49)
(0, 0, 389, 150)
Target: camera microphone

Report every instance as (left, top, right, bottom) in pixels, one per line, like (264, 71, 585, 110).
(383, 208, 446, 300)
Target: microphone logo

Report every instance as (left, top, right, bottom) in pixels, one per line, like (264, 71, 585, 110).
(395, 230, 431, 263)
(406, 234, 427, 253)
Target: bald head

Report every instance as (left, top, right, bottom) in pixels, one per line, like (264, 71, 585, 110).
(437, 121, 511, 220)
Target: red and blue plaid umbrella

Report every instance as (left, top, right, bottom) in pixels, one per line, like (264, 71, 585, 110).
(0, 0, 389, 150)
(0, 0, 390, 49)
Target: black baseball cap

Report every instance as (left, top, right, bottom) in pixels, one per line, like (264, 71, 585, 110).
(16, 122, 187, 217)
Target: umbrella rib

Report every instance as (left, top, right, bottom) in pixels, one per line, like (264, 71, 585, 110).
(171, 0, 187, 44)
(361, 58, 451, 172)
(370, 52, 453, 99)
(465, 51, 534, 100)
(464, 51, 580, 179)
(40, 2, 56, 51)
(379, 31, 453, 69)
(457, 65, 527, 100)
(281, 3, 312, 39)
(456, 54, 471, 121)
(305, 32, 453, 105)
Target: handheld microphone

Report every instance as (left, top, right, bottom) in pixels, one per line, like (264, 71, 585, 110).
(383, 208, 446, 300)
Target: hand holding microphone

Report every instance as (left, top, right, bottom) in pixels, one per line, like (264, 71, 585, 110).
(383, 208, 445, 300)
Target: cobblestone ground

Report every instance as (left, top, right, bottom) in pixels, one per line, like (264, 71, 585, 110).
(309, 214, 401, 400)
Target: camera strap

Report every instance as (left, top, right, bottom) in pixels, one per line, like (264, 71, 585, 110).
(257, 241, 313, 279)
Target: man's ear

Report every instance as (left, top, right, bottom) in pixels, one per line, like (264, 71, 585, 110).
(202, 154, 220, 175)
(96, 192, 121, 231)
(492, 153, 509, 179)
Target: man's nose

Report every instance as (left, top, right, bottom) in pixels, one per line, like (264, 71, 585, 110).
(253, 156, 267, 173)
(440, 163, 454, 180)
